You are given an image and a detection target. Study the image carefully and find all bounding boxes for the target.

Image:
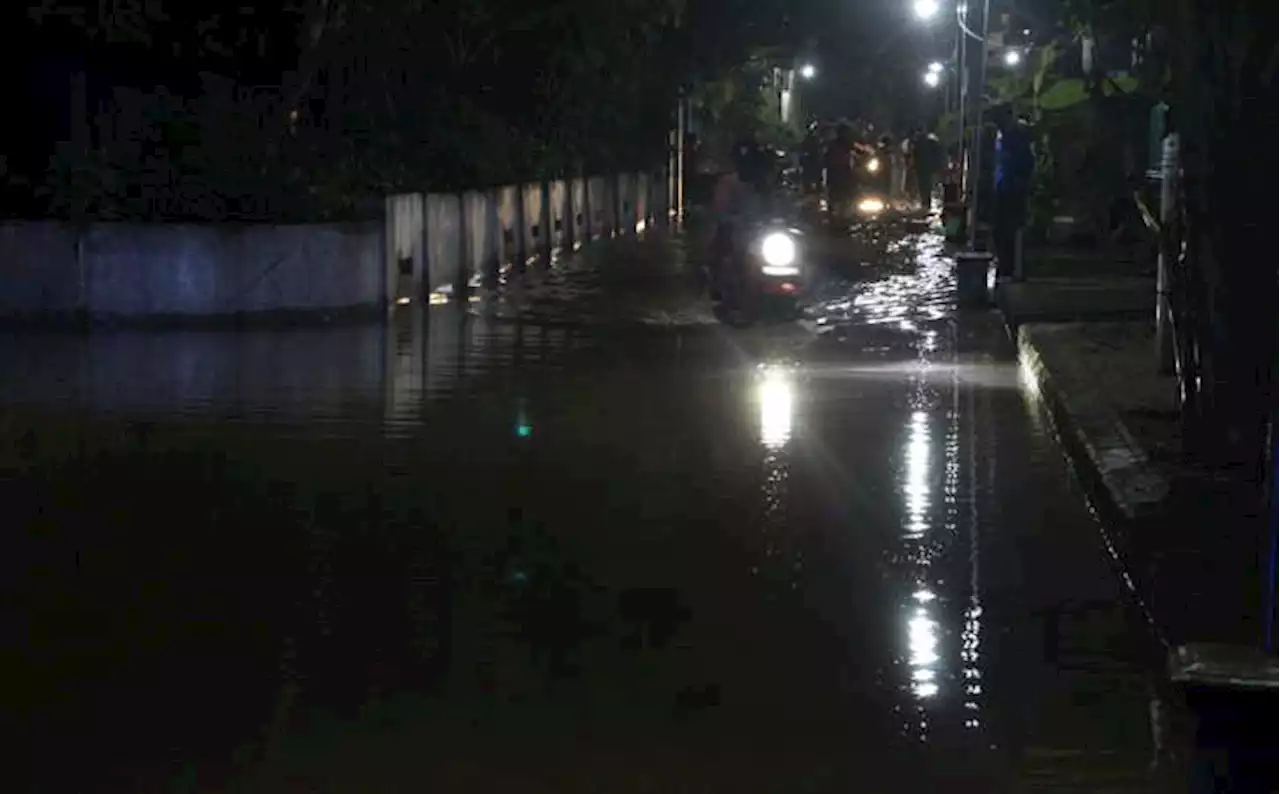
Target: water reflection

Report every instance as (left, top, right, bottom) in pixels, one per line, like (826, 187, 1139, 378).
(753, 362, 801, 592)
(808, 228, 955, 329)
(0, 306, 589, 430)
(904, 410, 932, 538)
(898, 316, 942, 744)
(960, 342, 985, 730)
(882, 231, 986, 742)
(757, 364, 796, 450)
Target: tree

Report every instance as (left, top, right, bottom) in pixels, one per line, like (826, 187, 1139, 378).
(17, 0, 811, 217)
(1050, 0, 1275, 467)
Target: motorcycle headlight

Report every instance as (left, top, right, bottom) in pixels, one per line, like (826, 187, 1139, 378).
(866, 157, 881, 174)
(760, 232, 798, 273)
(857, 197, 885, 215)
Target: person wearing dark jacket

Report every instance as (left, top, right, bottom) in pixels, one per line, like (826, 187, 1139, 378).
(824, 124, 857, 220)
(911, 131, 945, 211)
(991, 105, 1035, 278)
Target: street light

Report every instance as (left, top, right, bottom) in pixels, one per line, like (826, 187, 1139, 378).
(1003, 49, 1022, 67)
(800, 63, 817, 80)
(923, 70, 942, 88)
(927, 61, 944, 74)
(913, 0, 940, 20)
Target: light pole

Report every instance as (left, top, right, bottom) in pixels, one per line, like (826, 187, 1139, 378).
(914, 2, 970, 236)
(924, 61, 948, 120)
(966, 0, 991, 250)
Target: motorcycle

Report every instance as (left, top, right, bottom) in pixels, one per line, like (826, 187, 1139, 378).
(824, 151, 890, 227)
(710, 221, 807, 326)
(852, 154, 890, 219)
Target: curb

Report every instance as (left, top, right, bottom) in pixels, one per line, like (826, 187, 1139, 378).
(1016, 323, 1171, 525)
(1013, 323, 1172, 650)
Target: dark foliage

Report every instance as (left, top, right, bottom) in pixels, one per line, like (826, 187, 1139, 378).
(3, 0, 808, 222)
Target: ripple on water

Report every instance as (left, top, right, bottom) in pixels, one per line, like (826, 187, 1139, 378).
(808, 227, 956, 330)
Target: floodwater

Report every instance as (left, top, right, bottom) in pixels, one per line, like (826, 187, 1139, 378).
(2, 225, 1165, 792)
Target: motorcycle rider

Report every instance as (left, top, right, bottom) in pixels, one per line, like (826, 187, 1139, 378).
(824, 123, 857, 221)
(707, 138, 769, 291)
(873, 133, 895, 197)
(800, 124, 824, 193)
(910, 129, 945, 212)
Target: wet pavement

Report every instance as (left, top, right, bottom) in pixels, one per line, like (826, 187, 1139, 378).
(2, 221, 1168, 792)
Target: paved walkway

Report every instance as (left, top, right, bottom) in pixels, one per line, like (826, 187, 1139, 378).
(1004, 245, 1276, 793)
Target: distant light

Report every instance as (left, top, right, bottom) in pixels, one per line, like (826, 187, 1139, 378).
(1003, 49, 1022, 66)
(927, 61, 944, 74)
(396, 296, 412, 305)
(923, 70, 942, 88)
(913, 0, 940, 20)
(1023, 28, 1031, 35)
(800, 63, 817, 80)
(516, 424, 533, 438)
(857, 196, 886, 215)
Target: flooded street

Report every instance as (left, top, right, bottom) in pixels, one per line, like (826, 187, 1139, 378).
(2, 224, 1162, 792)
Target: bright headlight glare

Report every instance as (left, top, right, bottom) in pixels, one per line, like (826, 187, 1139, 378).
(760, 232, 797, 267)
(858, 197, 885, 214)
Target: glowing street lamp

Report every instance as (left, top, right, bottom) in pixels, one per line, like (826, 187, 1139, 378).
(927, 61, 944, 74)
(923, 70, 942, 88)
(1003, 49, 1022, 67)
(800, 63, 817, 80)
(913, 0, 940, 20)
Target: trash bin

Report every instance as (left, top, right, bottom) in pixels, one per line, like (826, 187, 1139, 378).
(955, 251, 994, 308)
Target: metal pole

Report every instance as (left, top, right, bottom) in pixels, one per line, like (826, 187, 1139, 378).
(1013, 227, 1024, 280)
(1155, 134, 1179, 374)
(955, 16, 967, 194)
(676, 96, 686, 227)
(966, 0, 991, 250)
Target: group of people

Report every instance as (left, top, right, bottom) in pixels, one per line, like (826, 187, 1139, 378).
(799, 122, 949, 216)
(698, 104, 1036, 285)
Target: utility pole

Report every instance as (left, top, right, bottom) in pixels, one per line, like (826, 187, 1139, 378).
(1155, 133, 1178, 374)
(966, 0, 991, 250)
(675, 94, 686, 227)
(955, 15, 966, 193)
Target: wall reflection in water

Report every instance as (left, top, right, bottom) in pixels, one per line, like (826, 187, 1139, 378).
(0, 306, 585, 431)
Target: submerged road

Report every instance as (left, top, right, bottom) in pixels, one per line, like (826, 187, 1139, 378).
(2, 221, 1167, 792)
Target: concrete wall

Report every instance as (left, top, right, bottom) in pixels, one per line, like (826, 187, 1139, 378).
(386, 193, 425, 301)
(0, 169, 670, 321)
(0, 220, 383, 321)
(386, 169, 670, 298)
(86, 222, 384, 317)
(0, 221, 84, 317)
(423, 194, 463, 293)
